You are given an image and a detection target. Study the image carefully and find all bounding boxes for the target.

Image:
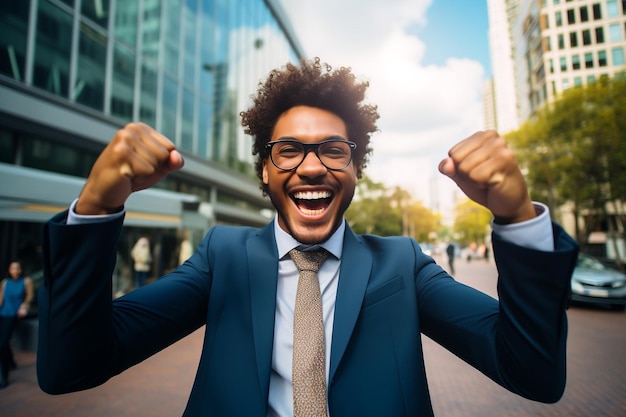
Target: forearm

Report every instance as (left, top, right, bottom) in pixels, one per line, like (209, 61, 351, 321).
(492, 225, 578, 402)
(37, 211, 123, 394)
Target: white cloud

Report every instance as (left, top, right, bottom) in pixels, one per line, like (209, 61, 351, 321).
(279, 0, 487, 219)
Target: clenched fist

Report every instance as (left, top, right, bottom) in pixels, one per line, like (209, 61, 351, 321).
(438, 130, 536, 225)
(76, 123, 184, 215)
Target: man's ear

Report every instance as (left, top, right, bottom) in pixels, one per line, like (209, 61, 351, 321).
(262, 159, 269, 184)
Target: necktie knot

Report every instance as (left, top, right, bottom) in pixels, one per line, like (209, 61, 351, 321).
(289, 248, 329, 273)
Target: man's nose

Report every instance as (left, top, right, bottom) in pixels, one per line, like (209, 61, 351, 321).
(297, 149, 327, 176)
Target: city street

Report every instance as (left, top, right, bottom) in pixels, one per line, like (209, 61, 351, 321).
(1, 255, 625, 416)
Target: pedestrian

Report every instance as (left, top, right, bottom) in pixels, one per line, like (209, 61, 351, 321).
(0, 260, 33, 389)
(36, 58, 578, 416)
(130, 236, 151, 288)
(446, 242, 456, 274)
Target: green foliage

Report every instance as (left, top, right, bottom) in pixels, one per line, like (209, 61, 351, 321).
(452, 199, 492, 245)
(345, 175, 441, 239)
(506, 76, 626, 244)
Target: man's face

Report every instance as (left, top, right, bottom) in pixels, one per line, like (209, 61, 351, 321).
(263, 106, 357, 244)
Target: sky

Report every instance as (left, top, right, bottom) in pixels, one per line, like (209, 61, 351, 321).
(280, 0, 491, 220)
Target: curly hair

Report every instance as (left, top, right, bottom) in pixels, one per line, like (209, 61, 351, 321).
(240, 57, 380, 195)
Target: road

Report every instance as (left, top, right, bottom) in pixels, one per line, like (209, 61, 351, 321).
(1, 255, 624, 416)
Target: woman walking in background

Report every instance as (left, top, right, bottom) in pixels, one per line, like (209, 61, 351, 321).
(131, 236, 152, 289)
(0, 260, 33, 388)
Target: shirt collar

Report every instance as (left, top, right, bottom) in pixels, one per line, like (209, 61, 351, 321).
(274, 215, 345, 260)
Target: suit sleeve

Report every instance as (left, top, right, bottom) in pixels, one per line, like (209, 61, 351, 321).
(418, 223, 578, 403)
(37, 211, 212, 394)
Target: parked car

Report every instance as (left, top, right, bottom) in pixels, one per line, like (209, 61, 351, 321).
(570, 253, 626, 310)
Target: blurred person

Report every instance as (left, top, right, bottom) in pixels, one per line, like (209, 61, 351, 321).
(37, 58, 578, 416)
(446, 242, 456, 274)
(130, 236, 152, 288)
(0, 260, 33, 389)
(178, 230, 193, 266)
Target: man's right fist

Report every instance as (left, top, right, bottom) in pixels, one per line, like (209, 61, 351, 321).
(76, 123, 184, 215)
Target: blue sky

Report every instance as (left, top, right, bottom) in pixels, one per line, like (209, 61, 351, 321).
(413, 0, 492, 76)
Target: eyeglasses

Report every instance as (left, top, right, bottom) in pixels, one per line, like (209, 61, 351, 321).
(265, 137, 357, 171)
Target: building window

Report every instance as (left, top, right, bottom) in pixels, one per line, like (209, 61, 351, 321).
(555, 11, 563, 27)
(580, 6, 589, 22)
(598, 50, 607, 66)
(0, 129, 15, 163)
(595, 27, 605, 43)
(567, 9, 576, 24)
(560, 56, 567, 71)
(562, 78, 570, 90)
(549, 58, 555, 73)
(572, 54, 581, 69)
(33, 1, 73, 98)
(613, 47, 625, 66)
(582, 29, 592, 45)
(607, 0, 619, 17)
(592, 3, 602, 20)
(587, 75, 596, 84)
(74, 22, 107, 111)
(609, 23, 622, 42)
(558, 33, 565, 49)
(585, 52, 594, 68)
(574, 77, 582, 86)
(544, 36, 552, 51)
(0, 2, 30, 81)
(570, 32, 578, 47)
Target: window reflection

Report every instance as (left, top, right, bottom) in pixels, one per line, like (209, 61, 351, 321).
(33, 0, 72, 97)
(80, 0, 110, 29)
(112, 43, 136, 122)
(75, 22, 107, 110)
(114, 1, 138, 47)
(0, 2, 30, 81)
(162, 75, 178, 140)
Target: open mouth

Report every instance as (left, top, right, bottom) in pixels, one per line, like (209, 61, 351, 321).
(292, 190, 333, 216)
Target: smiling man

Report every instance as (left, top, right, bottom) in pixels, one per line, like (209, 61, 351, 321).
(37, 58, 578, 417)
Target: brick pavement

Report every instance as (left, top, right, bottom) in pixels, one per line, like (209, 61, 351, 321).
(1, 256, 625, 416)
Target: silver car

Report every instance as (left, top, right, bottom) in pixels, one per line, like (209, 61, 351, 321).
(571, 253, 626, 310)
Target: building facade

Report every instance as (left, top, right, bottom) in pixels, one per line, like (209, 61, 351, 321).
(0, 0, 304, 293)
(486, 0, 520, 134)
(513, 0, 626, 120)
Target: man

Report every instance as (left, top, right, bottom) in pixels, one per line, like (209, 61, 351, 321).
(37, 58, 578, 416)
(446, 242, 456, 274)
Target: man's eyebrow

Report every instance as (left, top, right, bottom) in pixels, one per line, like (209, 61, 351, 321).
(272, 135, 349, 142)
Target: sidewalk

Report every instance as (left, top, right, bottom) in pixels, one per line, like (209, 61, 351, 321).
(1, 258, 624, 417)
(0, 328, 204, 417)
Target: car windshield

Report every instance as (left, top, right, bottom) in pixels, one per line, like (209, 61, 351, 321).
(577, 254, 607, 271)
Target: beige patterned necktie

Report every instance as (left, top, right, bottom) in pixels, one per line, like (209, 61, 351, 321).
(289, 247, 330, 417)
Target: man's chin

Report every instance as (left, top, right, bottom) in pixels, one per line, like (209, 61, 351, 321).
(287, 221, 336, 245)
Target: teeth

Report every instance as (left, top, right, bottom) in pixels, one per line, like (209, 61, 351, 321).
(293, 191, 331, 200)
(300, 208, 325, 216)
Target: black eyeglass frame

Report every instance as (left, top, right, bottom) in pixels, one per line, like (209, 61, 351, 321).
(265, 137, 357, 171)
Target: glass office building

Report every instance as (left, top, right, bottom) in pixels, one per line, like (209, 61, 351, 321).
(0, 0, 303, 292)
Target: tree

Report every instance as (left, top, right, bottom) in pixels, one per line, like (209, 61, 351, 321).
(345, 175, 440, 239)
(452, 198, 492, 246)
(506, 76, 626, 263)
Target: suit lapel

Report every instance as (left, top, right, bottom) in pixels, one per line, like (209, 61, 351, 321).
(329, 226, 372, 380)
(247, 222, 279, 399)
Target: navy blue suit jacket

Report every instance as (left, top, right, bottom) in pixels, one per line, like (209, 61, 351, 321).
(37, 212, 578, 416)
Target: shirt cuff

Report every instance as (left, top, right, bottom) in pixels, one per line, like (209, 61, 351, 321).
(490, 202, 554, 252)
(67, 199, 125, 225)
